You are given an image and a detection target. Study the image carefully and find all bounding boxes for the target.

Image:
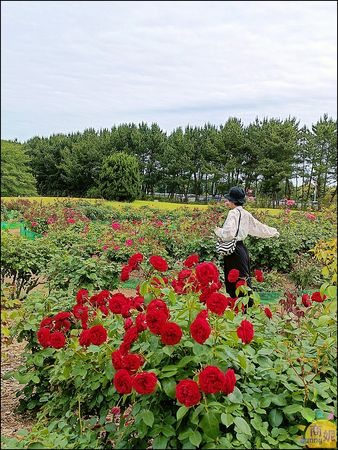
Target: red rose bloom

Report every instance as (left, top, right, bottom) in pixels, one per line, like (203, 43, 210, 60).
(146, 310, 168, 335)
(109, 293, 130, 315)
(311, 291, 327, 303)
(73, 304, 89, 322)
(198, 366, 226, 394)
(178, 269, 192, 280)
(190, 318, 211, 344)
(123, 326, 139, 347)
(184, 254, 199, 268)
(114, 369, 133, 394)
(149, 255, 168, 272)
(128, 253, 144, 270)
(132, 296, 144, 311)
(206, 292, 228, 316)
(264, 307, 273, 319)
(254, 269, 264, 282)
(120, 265, 131, 282)
(302, 294, 312, 307)
(237, 319, 254, 344)
(37, 327, 51, 348)
(222, 369, 236, 395)
(196, 262, 219, 286)
(111, 350, 124, 370)
(132, 372, 157, 394)
(176, 380, 201, 407)
(124, 317, 133, 331)
(54, 312, 71, 321)
(88, 324, 107, 345)
(147, 299, 170, 317)
(79, 329, 91, 347)
(228, 269, 240, 283)
(49, 331, 66, 349)
(76, 289, 89, 304)
(236, 280, 247, 288)
(122, 354, 144, 373)
(160, 322, 183, 346)
(135, 313, 147, 332)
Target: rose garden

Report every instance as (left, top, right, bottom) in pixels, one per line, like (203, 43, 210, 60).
(1, 198, 337, 449)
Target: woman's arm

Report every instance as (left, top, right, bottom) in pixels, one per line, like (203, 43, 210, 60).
(249, 215, 279, 238)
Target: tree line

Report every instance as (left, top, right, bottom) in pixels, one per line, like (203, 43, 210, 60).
(2, 114, 337, 207)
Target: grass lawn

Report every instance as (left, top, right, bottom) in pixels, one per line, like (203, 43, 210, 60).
(1, 196, 299, 215)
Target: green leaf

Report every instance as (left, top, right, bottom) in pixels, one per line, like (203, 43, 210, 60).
(153, 435, 169, 449)
(162, 379, 176, 399)
(283, 404, 301, 415)
(234, 417, 252, 436)
(200, 412, 219, 439)
(143, 410, 154, 427)
(177, 406, 189, 421)
(228, 387, 243, 403)
(300, 407, 316, 422)
(189, 431, 202, 447)
(221, 413, 234, 427)
(268, 409, 283, 427)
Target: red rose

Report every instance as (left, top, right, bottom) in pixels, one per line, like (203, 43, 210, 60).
(124, 317, 133, 331)
(254, 269, 264, 282)
(135, 313, 147, 332)
(236, 280, 247, 288)
(128, 253, 144, 270)
(73, 304, 89, 322)
(206, 292, 228, 316)
(222, 368, 236, 395)
(49, 331, 66, 349)
(178, 269, 192, 280)
(184, 254, 199, 268)
(311, 291, 327, 303)
(147, 299, 170, 317)
(149, 255, 168, 272)
(146, 310, 168, 335)
(99, 305, 109, 316)
(132, 372, 158, 394)
(160, 322, 183, 346)
(123, 326, 139, 347)
(122, 354, 144, 373)
(40, 317, 53, 329)
(37, 327, 51, 348)
(76, 289, 88, 304)
(301, 294, 312, 307)
(237, 319, 254, 344)
(198, 366, 226, 394)
(196, 310, 208, 320)
(196, 262, 219, 286)
(88, 324, 107, 346)
(176, 380, 201, 407)
(114, 369, 133, 394)
(120, 265, 131, 282)
(132, 296, 144, 311)
(228, 269, 240, 283)
(54, 312, 71, 321)
(264, 307, 273, 319)
(79, 329, 91, 347)
(190, 318, 211, 344)
(111, 350, 124, 370)
(109, 293, 130, 315)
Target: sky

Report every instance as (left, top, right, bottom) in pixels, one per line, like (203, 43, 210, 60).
(1, 0, 337, 142)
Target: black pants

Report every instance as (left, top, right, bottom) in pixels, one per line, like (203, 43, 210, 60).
(223, 240, 253, 301)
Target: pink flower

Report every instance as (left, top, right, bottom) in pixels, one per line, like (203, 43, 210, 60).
(286, 199, 295, 206)
(31, 221, 38, 227)
(114, 245, 120, 251)
(125, 239, 133, 247)
(67, 218, 76, 224)
(102, 245, 108, 251)
(111, 222, 121, 230)
(139, 238, 145, 243)
(306, 213, 316, 220)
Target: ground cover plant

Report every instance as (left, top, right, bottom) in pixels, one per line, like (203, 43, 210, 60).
(1, 249, 336, 449)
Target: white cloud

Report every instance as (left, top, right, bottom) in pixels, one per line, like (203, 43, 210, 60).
(1, 0, 336, 141)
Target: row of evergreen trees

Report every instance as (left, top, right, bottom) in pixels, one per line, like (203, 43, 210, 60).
(1, 114, 337, 206)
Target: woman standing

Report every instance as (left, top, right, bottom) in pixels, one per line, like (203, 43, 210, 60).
(214, 186, 280, 299)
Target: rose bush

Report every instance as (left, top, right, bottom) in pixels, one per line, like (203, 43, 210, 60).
(4, 253, 337, 449)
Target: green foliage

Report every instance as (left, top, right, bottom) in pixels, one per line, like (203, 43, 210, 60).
(1, 140, 37, 196)
(4, 266, 337, 449)
(99, 152, 141, 202)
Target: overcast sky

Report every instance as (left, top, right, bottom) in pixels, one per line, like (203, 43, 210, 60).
(1, 0, 337, 142)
